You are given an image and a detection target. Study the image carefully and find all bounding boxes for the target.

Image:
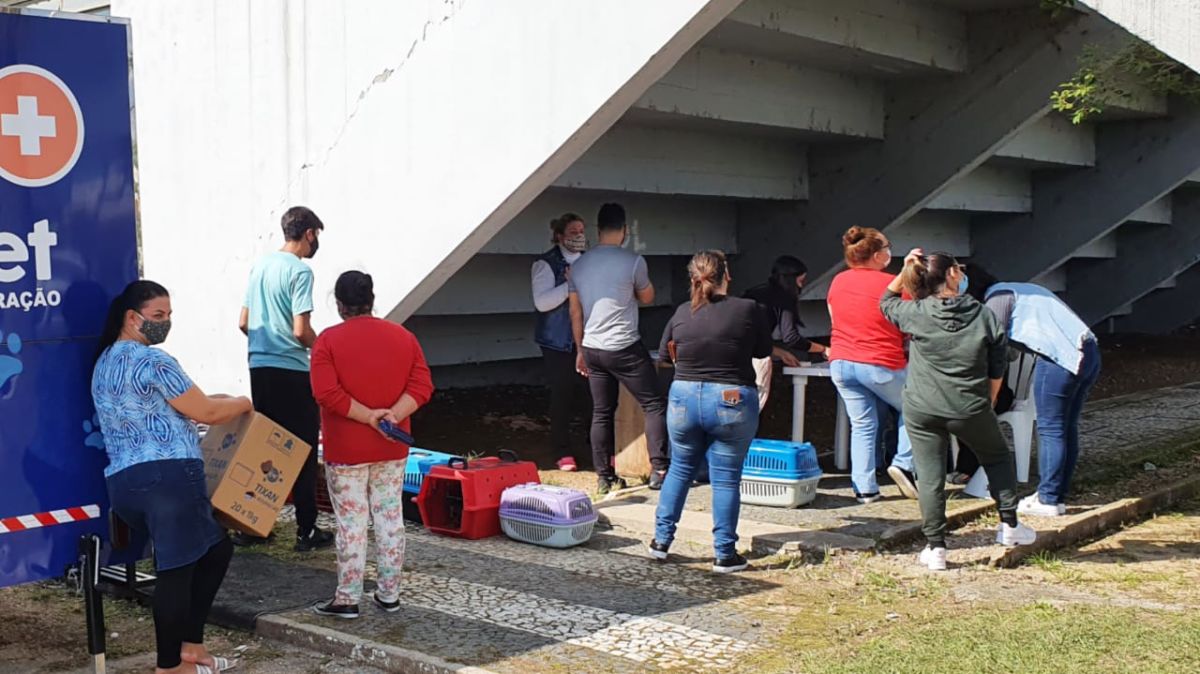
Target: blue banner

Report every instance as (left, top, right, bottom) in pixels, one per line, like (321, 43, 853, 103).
(0, 11, 141, 587)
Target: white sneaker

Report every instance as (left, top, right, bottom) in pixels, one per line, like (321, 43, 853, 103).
(919, 546, 948, 571)
(996, 522, 1038, 547)
(1018, 494, 1065, 517)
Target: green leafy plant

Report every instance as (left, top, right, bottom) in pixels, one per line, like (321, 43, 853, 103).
(1040, 0, 1077, 19)
(1052, 40, 1200, 124)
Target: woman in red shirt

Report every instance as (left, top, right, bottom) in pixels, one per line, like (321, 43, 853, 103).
(309, 271, 434, 619)
(827, 227, 917, 503)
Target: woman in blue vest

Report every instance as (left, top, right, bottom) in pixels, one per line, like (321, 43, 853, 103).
(968, 267, 1102, 517)
(531, 212, 591, 471)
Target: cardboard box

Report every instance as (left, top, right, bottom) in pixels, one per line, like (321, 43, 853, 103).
(200, 412, 312, 538)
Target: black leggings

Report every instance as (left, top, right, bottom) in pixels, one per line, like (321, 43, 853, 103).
(582, 344, 670, 476)
(154, 537, 233, 669)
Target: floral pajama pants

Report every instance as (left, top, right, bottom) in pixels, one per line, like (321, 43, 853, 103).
(325, 459, 407, 605)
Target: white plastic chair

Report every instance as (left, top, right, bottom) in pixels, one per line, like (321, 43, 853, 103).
(956, 351, 1039, 498)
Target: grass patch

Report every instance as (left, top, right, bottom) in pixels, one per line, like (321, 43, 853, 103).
(746, 603, 1200, 674)
(1025, 551, 1086, 584)
(1026, 550, 1065, 572)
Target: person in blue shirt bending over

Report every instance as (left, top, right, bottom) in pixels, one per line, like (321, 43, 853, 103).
(966, 266, 1102, 519)
(93, 280, 252, 674)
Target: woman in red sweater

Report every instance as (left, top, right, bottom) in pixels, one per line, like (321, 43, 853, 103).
(827, 227, 917, 503)
(309, 271, 434, 619)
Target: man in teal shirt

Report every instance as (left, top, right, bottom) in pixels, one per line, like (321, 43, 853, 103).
(238, 206, 334, 551)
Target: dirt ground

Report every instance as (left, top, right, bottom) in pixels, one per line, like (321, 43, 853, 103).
(2, 497, 1197, 674)
(0, 581, 385, 673)
(412, 333, 1200, 474)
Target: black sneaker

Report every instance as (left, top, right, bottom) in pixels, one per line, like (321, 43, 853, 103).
(230, 531, 273, 547)
(887, 466, 920, 500)
(313, 599, 359, 619)
(712, 553, 749, 574)
(855, 492, 882, 505)
(647, 539, 670, 561)
(294, 527, 335, 552)
(596, 476, 628, 495)
(372, 591, 401, 613)
(648, 469, 667, 491)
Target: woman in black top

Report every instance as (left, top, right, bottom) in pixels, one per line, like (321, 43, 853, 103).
(649, 250, 772, 574)
(742, 256, 828, 409)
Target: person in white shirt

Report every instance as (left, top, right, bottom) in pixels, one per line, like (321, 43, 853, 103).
(531, 213, 590, 471)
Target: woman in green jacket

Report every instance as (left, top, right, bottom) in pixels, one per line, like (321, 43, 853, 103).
(879, 249, 1037, 570)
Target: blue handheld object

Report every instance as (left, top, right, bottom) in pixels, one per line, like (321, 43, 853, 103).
(379, 420, 415, 445)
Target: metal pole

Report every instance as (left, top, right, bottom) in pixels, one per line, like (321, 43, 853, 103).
(79, 535, 106, 674)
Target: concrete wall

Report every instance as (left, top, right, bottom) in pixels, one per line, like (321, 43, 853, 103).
(1083, 0, 1200, 74)
(110, 0, 738, 393)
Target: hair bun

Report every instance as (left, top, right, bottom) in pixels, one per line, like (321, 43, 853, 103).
(843, 226, 865, 247)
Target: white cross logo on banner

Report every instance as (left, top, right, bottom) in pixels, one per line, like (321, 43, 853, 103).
(1, 96, 57, 157)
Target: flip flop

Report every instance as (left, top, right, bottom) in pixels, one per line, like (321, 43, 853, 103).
(213, 657, 239, 672)
(946, 471, 970, 486)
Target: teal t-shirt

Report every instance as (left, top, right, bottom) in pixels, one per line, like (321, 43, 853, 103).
(244, 251, 315, 372)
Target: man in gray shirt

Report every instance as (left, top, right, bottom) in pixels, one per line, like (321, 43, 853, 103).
(569, 203, 670, 493)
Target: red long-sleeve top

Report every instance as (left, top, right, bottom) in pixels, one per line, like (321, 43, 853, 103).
(310, 316, 435, 465)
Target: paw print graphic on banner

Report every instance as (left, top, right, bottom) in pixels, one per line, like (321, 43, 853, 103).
(83, 414, 105, 450)
(0, 329, 23, 396)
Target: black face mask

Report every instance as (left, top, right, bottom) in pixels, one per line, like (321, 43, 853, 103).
(138, 314, 172, 345)
(307, 233, 320, 259)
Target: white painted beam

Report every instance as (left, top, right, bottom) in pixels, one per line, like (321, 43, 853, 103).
(482, 189, 738, 256)
(993, 114, 1095, 168)
(634, 47, 885, 139)
(1065, 191, 1200, 324)
(406, 314, 539, 366)
(1126, 195, 1172, 224)
(771, 11, 1124, 294)
(1116, 265, 1200, 334)
(415, 254, 677, 316)
(555, 123, 806, 199)
(927, 165, 1031, 212)
(1033, 266, 1067, 293)
(409, 307, 676, 367)
(711, 0, 967, 75)
(1071, 232, 1119, 259)
(802, 211, 971, 297)
(1095, 79, 1170, 120)
(891, 212, 973, 257)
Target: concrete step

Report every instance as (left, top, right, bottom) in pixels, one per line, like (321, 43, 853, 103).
(596, 500, 875, 557)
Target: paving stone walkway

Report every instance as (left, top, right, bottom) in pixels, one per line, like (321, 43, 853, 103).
(244, 383, 1200, 673)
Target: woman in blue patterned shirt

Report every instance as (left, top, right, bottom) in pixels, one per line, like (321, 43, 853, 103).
(92, 280, 251, 674)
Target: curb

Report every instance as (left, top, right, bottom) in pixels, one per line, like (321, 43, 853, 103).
(877, 499, 997, 549)
(988, 473, 1200, 568)
(257, 614, 498, 674)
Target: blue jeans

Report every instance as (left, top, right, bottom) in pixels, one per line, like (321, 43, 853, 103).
(655, 380, 759, 558)
(1033, 340, 1101, 504)
(829, 360, 914, 495)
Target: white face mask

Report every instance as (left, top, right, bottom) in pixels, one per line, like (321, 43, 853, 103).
(562, 233, 588, 253)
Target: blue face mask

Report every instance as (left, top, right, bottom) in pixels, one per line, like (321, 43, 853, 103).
(958, 273, 969, 295)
